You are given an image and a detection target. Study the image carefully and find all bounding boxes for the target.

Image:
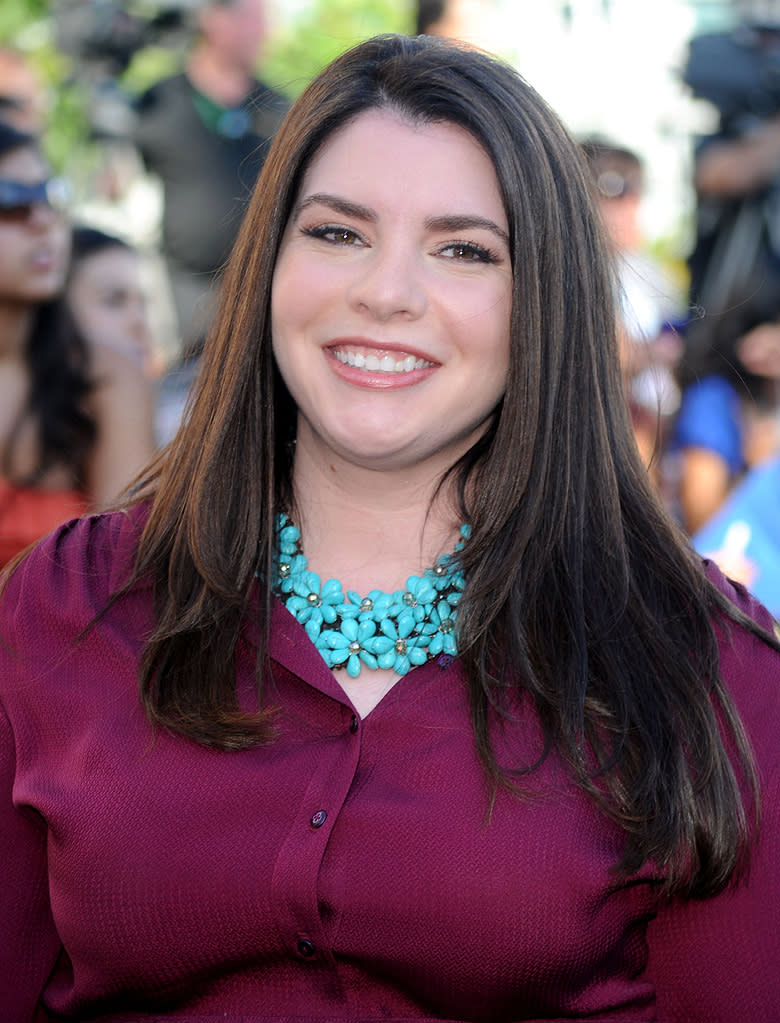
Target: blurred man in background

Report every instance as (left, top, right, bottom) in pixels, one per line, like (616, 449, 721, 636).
(0, 47, 49, 134)
(135, 0, 288, 362)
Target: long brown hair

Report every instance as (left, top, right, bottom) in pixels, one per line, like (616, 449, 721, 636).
(124, 34, 770, 896)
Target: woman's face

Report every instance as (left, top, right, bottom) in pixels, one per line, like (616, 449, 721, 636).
(67, 246, 153, 367)
(0, 145, 70, 303)
(271, 108, 513, 477)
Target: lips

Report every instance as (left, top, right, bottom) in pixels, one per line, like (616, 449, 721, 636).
(29, 248, 61, 271)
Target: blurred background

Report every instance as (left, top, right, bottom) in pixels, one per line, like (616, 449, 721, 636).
(6, 0, 780, 613)
(0, 0, 736, 277)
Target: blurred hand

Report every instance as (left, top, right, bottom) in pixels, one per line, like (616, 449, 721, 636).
(736, 322, 780, 378)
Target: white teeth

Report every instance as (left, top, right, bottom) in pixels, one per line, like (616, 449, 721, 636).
(334, 349, 433, 373)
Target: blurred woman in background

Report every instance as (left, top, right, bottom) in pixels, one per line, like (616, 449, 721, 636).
(66, 224, 159, 376)
(0, 121, 155, 566)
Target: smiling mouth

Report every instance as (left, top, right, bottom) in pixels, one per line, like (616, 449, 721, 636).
(333, 349, 435, 374)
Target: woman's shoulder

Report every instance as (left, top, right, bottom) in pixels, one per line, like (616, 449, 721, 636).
(0, 504, 149, 660)
(676, 375, 740, 422)
(647, 560, 780, 1019)
(704, 559, 780, 759)
(673, 375, 744, 470)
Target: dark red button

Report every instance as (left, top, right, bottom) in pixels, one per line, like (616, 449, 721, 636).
(310, 810, 327, 828)
(349, 714, 359, 733)
(297, 939, 316, 957)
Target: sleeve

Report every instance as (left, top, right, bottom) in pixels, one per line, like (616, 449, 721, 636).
(0, 510, 143, 1018)
(0, 697, 61, 1020)
(673, 376, 744, 475)
(647, 566, 780, 1020)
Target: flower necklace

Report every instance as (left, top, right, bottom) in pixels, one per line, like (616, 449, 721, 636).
(272, 513, 469, 678)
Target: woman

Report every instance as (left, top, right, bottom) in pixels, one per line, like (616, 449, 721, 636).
(1, 35, 778, 1022)
(66, 224, 159, 377)
(0, 122, 156, 566)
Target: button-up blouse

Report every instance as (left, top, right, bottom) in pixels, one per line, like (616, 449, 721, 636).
(1, 510, 778, 1022)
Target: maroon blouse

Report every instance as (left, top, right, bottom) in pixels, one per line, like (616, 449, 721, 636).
(0, 510, 778, 1022)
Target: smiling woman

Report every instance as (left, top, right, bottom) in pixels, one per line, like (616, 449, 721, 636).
(271, 109, 512, 490)
(1, 32, 779, 1023)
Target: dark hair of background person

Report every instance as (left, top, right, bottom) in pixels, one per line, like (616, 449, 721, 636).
(415, 0, 448, 34)
(0, 123, 95, 487)
(120, 34, 771, 899)
(70, 224, 132, 266)
(677, 288, 780, 403)
(579, 135, 643, 198)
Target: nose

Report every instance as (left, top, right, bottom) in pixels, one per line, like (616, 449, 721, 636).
(27, 201, 62, 229)
(346, 243, 426, 322)
(129, 296, 149, 335)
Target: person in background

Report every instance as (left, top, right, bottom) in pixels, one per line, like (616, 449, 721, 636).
(581, 136, 683, 483)
(66, 225, 160, 378)
(0, 46, 49, 135)
(673, 293, 780, 532)
(134, 0, 289, 359)
(684, 0, 780, 321)
(415, 0, 492, 41)
(1, 34, 779, 1022)
(675, 0, 780, 532)
(416, 0, 460, 35)
(0, 121, 154, 567)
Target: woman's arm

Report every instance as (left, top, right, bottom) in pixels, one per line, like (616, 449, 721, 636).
(679, 446, 732, 534)
(84, 342, 157, 509)
(648, 569, 780, 1019)
(0, 699, 61, 1020)
(695, 115, 780, 197)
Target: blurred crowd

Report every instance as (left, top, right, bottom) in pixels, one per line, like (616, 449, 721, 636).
(1, 0, 780, 611)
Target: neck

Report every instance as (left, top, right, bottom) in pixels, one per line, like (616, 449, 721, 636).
(290, 438, 463, 595)
(0, 303, 34, 360)
(186, 45, 253, 108)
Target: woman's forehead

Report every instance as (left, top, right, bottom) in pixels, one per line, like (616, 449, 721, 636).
(297, 109, 506, 224)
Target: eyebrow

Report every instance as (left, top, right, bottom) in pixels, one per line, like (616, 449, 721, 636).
(294, 192, 510, 245)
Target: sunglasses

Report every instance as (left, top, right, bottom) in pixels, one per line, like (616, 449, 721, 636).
(595, 170, 641, 200)
(0, 178, 71, 222)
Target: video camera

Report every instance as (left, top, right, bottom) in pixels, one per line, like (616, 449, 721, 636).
(683, 24, 780, 127)
(53, 1, 196, 76)
(51, 1, 197, 139)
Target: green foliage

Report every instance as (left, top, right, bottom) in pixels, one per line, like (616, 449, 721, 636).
(0, 0, 48, 42)
(0, 0, 414, 175)
(0, 8, 88, 173)
(263, 0, 414, 98)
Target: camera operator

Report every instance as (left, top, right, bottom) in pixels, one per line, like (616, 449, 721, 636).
(676, 0, 780, 532)
(685, 1, 780, 308)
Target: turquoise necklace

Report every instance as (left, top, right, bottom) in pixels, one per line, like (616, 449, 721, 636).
(272, 513, 469, 678)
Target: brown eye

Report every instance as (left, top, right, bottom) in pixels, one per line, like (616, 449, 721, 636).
(303, 225, 364, 246)
(439, 241, 499, 264)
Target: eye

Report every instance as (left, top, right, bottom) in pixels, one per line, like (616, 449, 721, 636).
(301, 224, 366, 246)
(437, 241, 500, 264)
